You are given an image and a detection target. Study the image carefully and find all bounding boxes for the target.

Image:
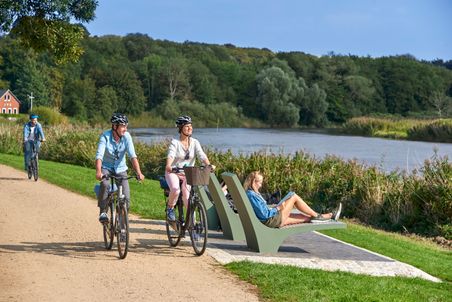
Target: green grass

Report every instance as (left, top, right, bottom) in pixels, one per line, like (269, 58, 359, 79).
(321, 223, 452, 282)
(1, 153, 451, 301)
(226, 262, 451, 302)
(0, 153, 165, 220)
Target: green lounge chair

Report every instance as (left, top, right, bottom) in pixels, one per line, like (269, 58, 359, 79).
(195, 186, 220, 231)
(206, 173, 246, 241)
(222, 172, 347, 253)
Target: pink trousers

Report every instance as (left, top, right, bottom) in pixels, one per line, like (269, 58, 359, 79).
(165, 172, 191, 208)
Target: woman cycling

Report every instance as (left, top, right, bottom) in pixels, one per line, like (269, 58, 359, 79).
(165, 115, 212, 221)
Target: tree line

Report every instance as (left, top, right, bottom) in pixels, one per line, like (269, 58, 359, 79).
(0, 33, 451, 127)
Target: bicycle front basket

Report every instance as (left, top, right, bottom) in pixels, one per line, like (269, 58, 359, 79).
(183, 166, 211, 186)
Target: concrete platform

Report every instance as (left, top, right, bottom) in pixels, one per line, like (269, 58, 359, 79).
(205, 230, 441, 282)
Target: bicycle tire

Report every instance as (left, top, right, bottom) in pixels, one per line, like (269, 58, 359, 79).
(189, 198, 208, 256)
(27, 164, 32, 179)
(32, 156, 38, 181)
(103, 200, 114, 250)
(116, 204, 129, 259)
(165, 198, 183, 247)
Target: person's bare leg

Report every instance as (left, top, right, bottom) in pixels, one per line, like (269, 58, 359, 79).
(281, 213, 311, 226)
(277, 193, 332, 225)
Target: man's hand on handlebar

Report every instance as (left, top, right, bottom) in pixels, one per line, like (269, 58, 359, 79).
(136, 172, 145, 182)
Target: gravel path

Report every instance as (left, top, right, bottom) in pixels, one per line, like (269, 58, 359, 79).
(0, 164, 259, 302)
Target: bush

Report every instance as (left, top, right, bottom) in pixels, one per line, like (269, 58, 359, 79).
(32, 106, 69, 126)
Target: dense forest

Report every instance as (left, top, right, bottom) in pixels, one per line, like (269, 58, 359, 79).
(1, 32, 451, 127)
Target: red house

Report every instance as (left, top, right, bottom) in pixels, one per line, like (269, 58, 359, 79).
(0, 89, 21, 114)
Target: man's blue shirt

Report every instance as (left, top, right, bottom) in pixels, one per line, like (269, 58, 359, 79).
(246, 190, 278, 221)
(95, 130, 137, 173)
(23, 121, 45, 142)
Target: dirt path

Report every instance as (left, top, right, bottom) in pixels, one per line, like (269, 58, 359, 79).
(0, 164, 259, 302)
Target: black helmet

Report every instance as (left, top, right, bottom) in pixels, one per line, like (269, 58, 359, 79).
(175, 115, 192, 128)
(111, 113, 128, 125)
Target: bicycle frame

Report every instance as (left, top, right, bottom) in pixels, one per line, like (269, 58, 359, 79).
(163, 166, 209, 255)
(102, 174, 135, 259)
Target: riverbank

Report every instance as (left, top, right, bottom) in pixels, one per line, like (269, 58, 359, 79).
(340, 116, 452, 143)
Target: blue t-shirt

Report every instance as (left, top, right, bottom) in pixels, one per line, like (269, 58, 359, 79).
(246, 189, 278, 221)
(95, 130, 137, 173)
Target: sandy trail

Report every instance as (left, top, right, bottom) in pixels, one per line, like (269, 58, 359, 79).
(0, 164, 259, 302)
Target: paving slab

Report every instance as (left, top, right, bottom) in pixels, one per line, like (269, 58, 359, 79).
(205, 230, 441, 282)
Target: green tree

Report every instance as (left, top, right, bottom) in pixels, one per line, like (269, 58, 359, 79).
(256, 66, 301, 126)
(300, 84, 328, 126)
(188, 61, 216, 104)
(62, 77, 96, 119)
(161, 54, 191, 101)
(344, 75, 376, 115)
(94, 86, 118, 121)
(0, 0, 98, 63)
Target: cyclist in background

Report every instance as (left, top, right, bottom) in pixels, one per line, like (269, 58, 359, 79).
(165, 115, 212, 221)
(95, 113, 145, 223)
(23, 114, 45, 171)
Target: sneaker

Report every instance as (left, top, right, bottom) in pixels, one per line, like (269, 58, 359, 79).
(311, 214, 331, 223)
(332, 203, 342, 221)
(167, 207, 176, 221)
(99, 212, 108, 223)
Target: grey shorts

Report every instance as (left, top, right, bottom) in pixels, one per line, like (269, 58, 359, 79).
(263, 211, 282, 228)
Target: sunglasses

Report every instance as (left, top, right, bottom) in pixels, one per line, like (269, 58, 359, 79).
(184, 149, 190, 160)
(114, 149, 119, 160)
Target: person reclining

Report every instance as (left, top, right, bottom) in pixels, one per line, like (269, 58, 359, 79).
(243, 171, 342, 228)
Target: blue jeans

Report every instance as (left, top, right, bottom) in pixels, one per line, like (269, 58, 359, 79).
(24, 140, 40, 170)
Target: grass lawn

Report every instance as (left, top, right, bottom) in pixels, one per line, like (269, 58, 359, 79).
(1, 153, 450, 301)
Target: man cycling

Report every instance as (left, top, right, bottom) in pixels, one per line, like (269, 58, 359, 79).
(165, 115, 212, 221)
(95, 113, 145, 223)
(23, 114, 45, 173)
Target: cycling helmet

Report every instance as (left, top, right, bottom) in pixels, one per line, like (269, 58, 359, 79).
(175, 115, 192, 128)
(110, 113, 128, 125)
(29, 114, 39, 119)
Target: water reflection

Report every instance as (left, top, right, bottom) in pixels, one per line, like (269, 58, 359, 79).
(131, 128, 452, 173)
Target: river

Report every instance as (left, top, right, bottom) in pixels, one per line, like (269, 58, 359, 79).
(130, 128, 452, 173)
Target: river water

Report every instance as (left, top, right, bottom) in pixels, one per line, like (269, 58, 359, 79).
(131, 128, 452, 174)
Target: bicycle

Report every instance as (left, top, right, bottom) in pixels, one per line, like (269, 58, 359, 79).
(159, 166, 211, 256)
(26, 140, 42, 181)
(99, 174, 136, 259)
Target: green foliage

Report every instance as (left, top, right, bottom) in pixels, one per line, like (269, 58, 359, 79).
(0, 0, 98, 63)
(1, 33, 452, 126)
(32, 106, 69, 125)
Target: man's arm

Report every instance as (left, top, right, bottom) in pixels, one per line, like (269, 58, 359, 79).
(130, 157, 145, 181)
(95, 159, 103, 180)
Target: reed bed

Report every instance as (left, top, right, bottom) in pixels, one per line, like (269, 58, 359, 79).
(343, 117, 452, 142)
(1, 123, 450, 239)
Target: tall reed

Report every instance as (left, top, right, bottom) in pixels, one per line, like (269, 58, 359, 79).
(0, 123, 450, 239)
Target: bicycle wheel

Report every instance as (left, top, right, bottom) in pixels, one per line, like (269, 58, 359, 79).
(116, 204, 129, 259)
(165, 199, 183, 247)
(189, 197, 208, 256)
(32, 156, 38, 181)
(103, 201, 114, 250)
(27, 163, 32, 179)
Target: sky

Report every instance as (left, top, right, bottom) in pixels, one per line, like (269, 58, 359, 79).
(85, 0, 452, 61)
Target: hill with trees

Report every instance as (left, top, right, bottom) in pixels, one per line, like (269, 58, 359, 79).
(0, 33, 451, 127)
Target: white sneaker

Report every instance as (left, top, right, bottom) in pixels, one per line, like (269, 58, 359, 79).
(333, 203, 342, 221)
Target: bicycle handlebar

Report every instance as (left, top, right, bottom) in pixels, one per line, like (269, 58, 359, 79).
(171, 165, 215, 174)
(102, 175, 139, 181)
